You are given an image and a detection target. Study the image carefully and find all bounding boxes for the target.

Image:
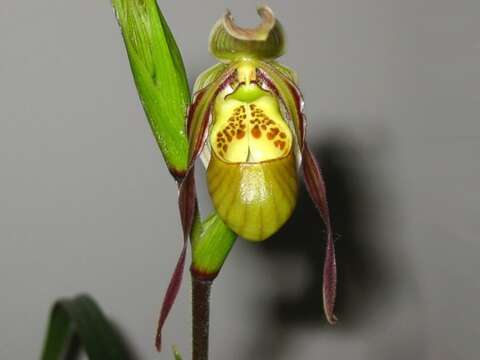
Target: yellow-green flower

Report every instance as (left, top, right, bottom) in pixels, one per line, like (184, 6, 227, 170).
(181, 4, 337, 322)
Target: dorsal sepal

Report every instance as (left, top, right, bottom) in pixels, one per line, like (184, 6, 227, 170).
(209, 6, 285, 62)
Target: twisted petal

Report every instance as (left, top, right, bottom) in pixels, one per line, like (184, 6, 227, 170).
(155, 239, 187, 350)
(302, 144, 337, 324)
(257, 62, 337, 323)
(155, 67, 236, 350)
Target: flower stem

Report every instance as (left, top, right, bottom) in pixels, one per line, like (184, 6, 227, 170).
(192, 275, 212, 360)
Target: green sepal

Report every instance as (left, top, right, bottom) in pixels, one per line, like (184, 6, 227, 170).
(112, 0, 190, 176)
(191, 212, 237, 279)
(209, 6, 285, 62)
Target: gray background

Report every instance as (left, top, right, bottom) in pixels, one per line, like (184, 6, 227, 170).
(1, 0, 479, 359)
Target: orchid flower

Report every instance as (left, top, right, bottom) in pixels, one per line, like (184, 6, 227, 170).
(112, 1, 337, 356)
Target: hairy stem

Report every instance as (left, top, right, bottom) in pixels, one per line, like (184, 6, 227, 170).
(192, 275, 212, 360)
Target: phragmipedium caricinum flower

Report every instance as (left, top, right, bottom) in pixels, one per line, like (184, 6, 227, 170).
(180, 3, 337, 326)
(112, 1, 337, 354)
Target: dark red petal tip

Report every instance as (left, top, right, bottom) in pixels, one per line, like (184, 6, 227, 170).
(156, 168, 198, 352)
(302, 143, 338, 324)
(323, 233, 337, 324)
(155, 242, 187, 351)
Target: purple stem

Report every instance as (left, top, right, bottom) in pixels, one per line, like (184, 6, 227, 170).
(192, 275, 212, 360)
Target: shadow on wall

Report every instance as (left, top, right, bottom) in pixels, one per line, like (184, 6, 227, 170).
(245, 124, 426, 360)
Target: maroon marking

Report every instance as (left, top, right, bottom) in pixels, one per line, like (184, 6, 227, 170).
(274, 140, 286, 150)
(223, 129, 232, 142)
(267, 128, 279, 140)
(236, 129, 245, 139)
(251, 125, 261, 138)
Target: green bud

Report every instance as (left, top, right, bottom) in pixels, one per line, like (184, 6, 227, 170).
(191, 213, 236, 279)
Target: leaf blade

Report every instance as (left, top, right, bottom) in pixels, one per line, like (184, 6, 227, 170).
(40, 301, 73, 359)
(40, 294, 130, 360)
(112, 0, 190, 176)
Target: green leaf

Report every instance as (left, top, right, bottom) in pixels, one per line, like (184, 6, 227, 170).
(40, 294, 130, 360)
(112, 0, 190, 176)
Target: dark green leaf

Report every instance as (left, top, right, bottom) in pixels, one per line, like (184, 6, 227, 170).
(40, 294, 130, 360)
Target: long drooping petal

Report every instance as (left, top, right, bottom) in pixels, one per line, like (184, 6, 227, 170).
(155, 68, 236, 350)
(155, 239, 187, 350)
(155, 170, 198, 351)
(302, 143, 337, 324)
(257, 62, 337, 323)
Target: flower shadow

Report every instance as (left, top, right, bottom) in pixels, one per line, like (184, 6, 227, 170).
(244, 125, 424, 359)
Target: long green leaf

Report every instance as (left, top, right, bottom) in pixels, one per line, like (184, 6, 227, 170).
(112, 0, 190, 176)
(41, 294, 130, 360)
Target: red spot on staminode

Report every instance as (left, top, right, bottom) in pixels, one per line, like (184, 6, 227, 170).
(274, 140, 286, 150)
(267, 128, 279, 140)
(223, 129, 232, 142)
(251, 125, 262, 138)
(236, 130, 245, 139)
(223, 144, 228, 152)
